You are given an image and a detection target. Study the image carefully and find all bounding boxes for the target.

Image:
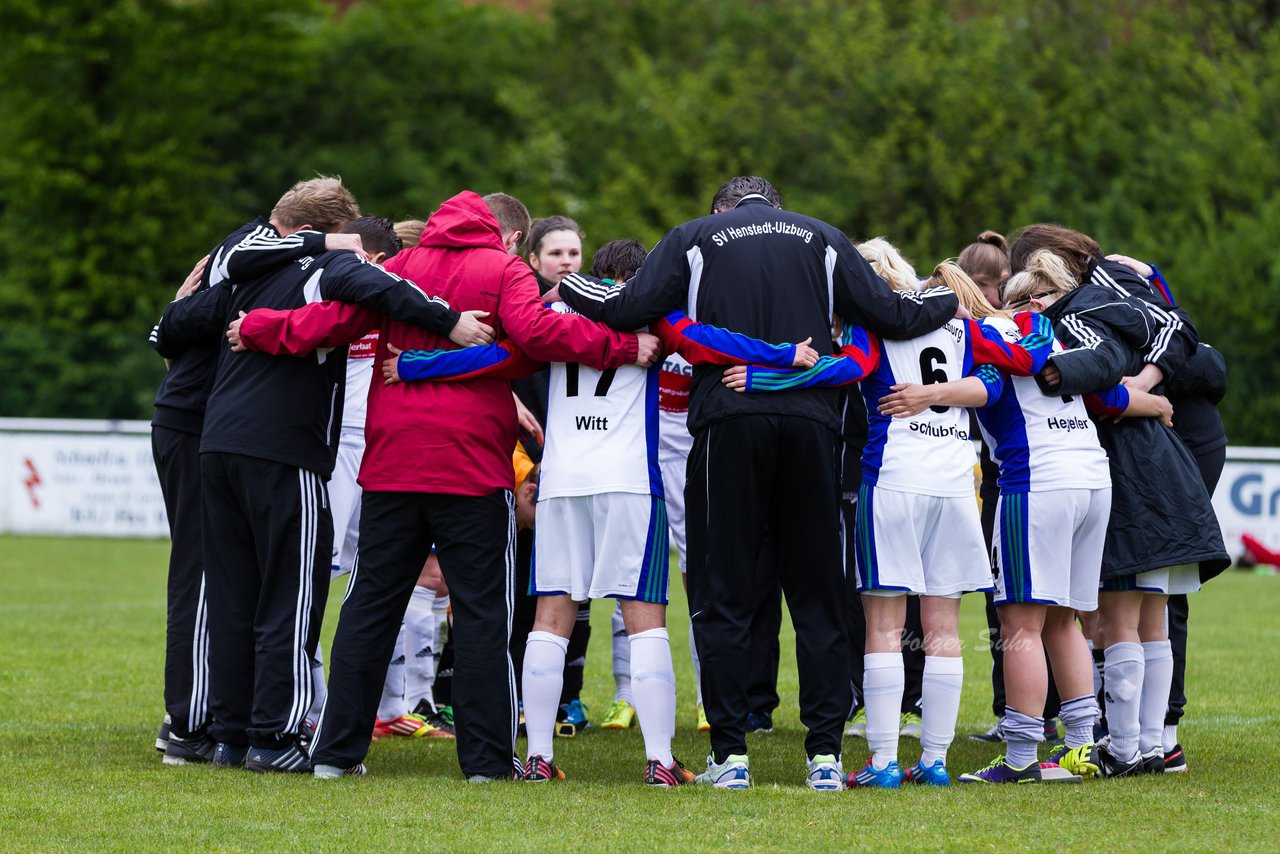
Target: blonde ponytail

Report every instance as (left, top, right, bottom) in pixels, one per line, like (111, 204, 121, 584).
(929, 261, 1011, 320)
(858, 237, 919, 292)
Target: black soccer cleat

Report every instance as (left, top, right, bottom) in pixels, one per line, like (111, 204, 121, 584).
(213, 743, 249, 768)
(1097, 742, 1143, 778)
(1163, 743, 1188, 773)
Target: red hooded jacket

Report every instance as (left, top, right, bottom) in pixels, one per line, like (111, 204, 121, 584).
(239, 191, 639, 495)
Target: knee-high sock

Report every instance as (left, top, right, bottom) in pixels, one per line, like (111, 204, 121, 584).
(1140, 640, 1174, 756)
(1103, 642, 1144, 762)
(523, 631, 568, 761)
(630, 628, 676, 766)
(1003, 707, 1044, 769)
(377, 622, 408, 721)
(920, 656, 963, 766)
(1059, 693, 1100, 749)
(688, 617, 703, 707)
(611, 606, 633, 704)
(307, 646, 326, 724)
(403, 586, 438, 713)
(864, 652, 904, 770)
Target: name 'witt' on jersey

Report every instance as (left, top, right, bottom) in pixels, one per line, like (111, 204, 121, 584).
(539, 302, 662, 502)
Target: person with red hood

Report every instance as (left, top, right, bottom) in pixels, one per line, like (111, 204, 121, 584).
(229, 191, 658, 781)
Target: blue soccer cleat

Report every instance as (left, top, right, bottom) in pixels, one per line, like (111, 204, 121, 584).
(904, 757, 951, 786)
(847, 758, 902, 789)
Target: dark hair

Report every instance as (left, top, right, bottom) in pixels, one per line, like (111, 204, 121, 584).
(482, 192, 531, 241)
(1009, 223, 1102, 283)
(590, 238, 648, 282)
(341, 216, 401, 259)
(527, 215, 584, 257)
(710, 176, 782, 213)
(956, 230, 1009, 293)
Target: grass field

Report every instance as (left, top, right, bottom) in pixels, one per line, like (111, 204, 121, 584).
(1, 535, 1278, 851)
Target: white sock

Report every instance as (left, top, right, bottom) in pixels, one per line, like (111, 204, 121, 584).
(629, 628, 676, 766)
(377, 622, 408, 721)
(1103, 642, 1144, 762)
(307, 646, 327, 723)
(864, 652, 904, 770)
(688, 618, 703, 707)
(1140, 640, 1174, 756)
(403, 586, 438, 712)
(611, 606, 633, 704)
(1163, 724, 1178, 753)
(920, 656, 963, 766)
(522, 631, 568, 762)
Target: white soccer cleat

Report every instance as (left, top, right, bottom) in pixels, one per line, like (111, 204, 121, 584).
(694, 753, 751, 789)
(805, 754, 845, 791)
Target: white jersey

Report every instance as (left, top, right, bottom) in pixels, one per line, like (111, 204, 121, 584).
(975, 317, 1112, 493)
(860, 320, 985, 497)
(539, 303, 661, 501)
(658, 352, 694, 459)
(341, 330, 379, 432)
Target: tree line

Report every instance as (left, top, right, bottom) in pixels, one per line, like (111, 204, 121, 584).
(2, 0, 1277, 444)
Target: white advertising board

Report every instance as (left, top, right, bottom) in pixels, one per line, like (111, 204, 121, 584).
(0, 419, 168, 538)
(1212, 447, 1280, 561)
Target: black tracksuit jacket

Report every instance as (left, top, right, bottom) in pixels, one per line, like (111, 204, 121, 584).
(559, 195, 958, 433)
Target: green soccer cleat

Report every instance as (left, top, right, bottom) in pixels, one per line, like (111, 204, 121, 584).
(899, 711, 923, 739)
(602, 700, 637, 730)
(845, 707, 867, 738)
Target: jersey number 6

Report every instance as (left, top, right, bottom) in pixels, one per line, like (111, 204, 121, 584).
(919, 347, 949, 414)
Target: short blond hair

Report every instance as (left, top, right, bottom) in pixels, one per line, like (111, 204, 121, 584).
(857, 237, 919, 292)
(271, 176, 360, 233)
(394, 219, 427, 248)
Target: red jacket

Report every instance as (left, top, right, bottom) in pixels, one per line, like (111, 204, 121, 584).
(240, 191, 639, 495)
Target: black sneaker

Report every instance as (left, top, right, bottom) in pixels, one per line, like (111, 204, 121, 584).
(298, 718, 317, 750)
(520, 754, 564, 782)
(156, 716, 171, 753)
(969, 721, 1003, 743)
(1163, 743, 1188, 773)
(163, 730, 217, 766)
(245, 740, 311, 774)
(1140, 750, 1166, 774)
(1044, 717, 1063, 745)
(213, 743, 249, 768)
(747, 711, 773, 734)
(1097, 742, 1143, 778)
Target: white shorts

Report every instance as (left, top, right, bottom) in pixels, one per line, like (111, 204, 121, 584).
(1102, 563, 1201, 595)
(329, 430, 364, 576)
(659, 451, 688, 574)
(994, 488, 1111, 611)
(532, 492, 670, 603)
(853, 484, 992, 596)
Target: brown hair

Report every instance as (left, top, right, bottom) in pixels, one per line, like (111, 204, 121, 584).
(341, 216, 401, 260)
(527, 215, 584, 257)
(481, 192, 531, 241)
(1009, 223, 1101, 282)
(590, 238, 648, 282)
(1001, 250, 1079, 310)
(957, 230, 1009, 294)
(271, 176, 360, 233)
(393, 219, 426, 248)
(928, 261, 1011, 320)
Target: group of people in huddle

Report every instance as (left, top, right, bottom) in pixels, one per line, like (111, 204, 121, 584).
(147, 172, 1228, 790)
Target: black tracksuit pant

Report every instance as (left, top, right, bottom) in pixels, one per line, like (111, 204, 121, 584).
(200, 452, 331, 748)
(311, 489, 516, 778)
(152, 425, 209, 740)
(687, 415, 849, 762)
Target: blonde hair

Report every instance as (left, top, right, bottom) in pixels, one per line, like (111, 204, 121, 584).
(1001, 249, 1079, 310)
(928, 261, 1011, 320)
(271, 176, 360, 232)
(394, 219, 427, 248)
(857, 237, 919, 292)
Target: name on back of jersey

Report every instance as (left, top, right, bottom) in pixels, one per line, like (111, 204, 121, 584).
(576, 415, 609, 431)
(1047, 416, 1090, 431)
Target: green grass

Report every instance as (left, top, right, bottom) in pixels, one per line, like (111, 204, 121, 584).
(1, 535, 1278, 851)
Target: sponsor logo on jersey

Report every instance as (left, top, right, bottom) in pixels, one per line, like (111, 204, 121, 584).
(348, 331, 380, 360)
(908, 421, 970, 440)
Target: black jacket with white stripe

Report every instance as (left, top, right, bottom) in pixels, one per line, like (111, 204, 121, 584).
(1087, 259, 1225, 454)
(149, 218, 324, 435)
(559, 195, 958, 433)
(152, 225, 460, 477)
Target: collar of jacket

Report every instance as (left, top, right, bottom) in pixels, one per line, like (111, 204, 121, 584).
(733, 194, 776, 209)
